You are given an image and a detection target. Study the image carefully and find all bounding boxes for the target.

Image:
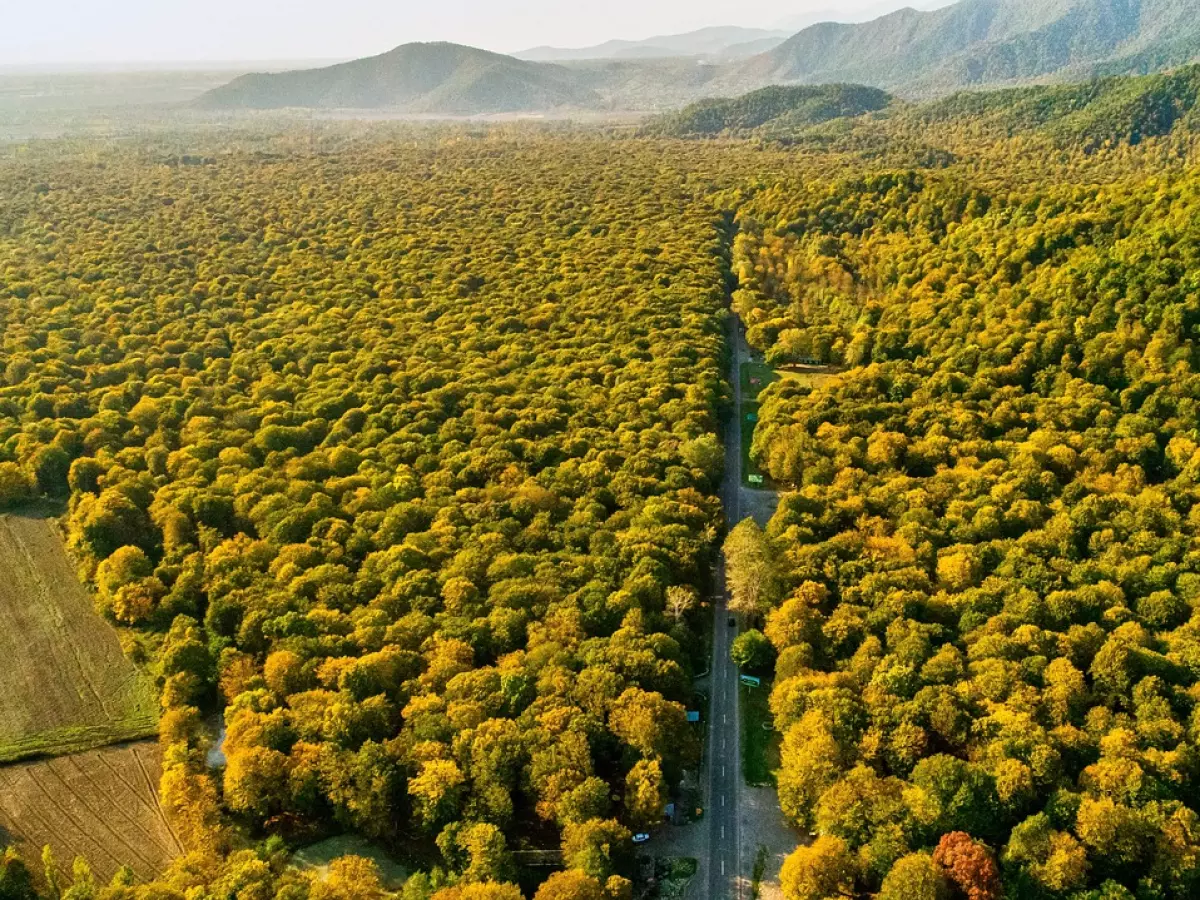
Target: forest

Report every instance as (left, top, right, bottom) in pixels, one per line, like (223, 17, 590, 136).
(728, 113, 1200, 899)
(3, 63, 1200, 900)
(0, 133, 758, 900)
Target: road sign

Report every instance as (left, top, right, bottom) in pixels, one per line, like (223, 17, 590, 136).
(739, 674, 761, 687)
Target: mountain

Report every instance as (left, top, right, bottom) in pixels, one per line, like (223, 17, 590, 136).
(774, 0, 959, 33)
(644, 84, 893, 136)
(196, 42, 598, 113)
(196, 0, 1200, 115)
(516, 27, 789, 62)
(733, 0, 1200, 96)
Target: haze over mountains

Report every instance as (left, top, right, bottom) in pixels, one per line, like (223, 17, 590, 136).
(516, 27, 790, 63)
(199, 0, 1200, 113)
(736, 0, 1200, 94)
(197, 43, 598, 114)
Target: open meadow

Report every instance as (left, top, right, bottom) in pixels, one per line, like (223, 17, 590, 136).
(0, 516, 158, 763)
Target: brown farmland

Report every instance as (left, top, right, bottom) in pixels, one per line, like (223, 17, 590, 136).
(0, 742, 182, 880)
(0, 515, 158, 762)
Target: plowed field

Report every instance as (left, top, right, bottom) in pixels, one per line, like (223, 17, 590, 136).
(0, 515, 158, 762)
(0, 742, 182, 880)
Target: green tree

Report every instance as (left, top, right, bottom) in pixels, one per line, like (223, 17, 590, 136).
(0, 464, 33, 508)
(409, 760, 467, 833)
(731, 629, 776, 674)
(562, 820, 632, 881)
(878, 854, 949, 900)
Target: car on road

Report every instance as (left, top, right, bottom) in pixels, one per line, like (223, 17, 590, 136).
(632, 833, 650, 844)
(728, 617, 736, 627)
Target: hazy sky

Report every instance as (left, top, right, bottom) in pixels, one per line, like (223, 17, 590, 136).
(3, 0, 954, 66)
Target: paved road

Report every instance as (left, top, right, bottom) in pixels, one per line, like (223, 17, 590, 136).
(731, 322, 781, 529)
(706, 311, 792, 900)
(707, 311, 746, 900)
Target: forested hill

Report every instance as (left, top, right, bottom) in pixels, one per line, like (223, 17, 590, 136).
(643, 84, 893, 137)
(680, 64, 1200, 152)
(914, 63, 1200, 145)
(731, 0, 1200, 96)
(195, 42, 599, 113)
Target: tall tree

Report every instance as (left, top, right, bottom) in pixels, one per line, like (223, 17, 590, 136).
(723, 518, 782, 620)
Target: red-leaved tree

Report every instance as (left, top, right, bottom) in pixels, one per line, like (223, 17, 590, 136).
(933, 832, 1001, 900)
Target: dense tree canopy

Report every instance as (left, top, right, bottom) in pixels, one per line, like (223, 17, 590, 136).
(734, 123, 1200, 898)
(6, 66, 1200, 900)
(0, 132, 744, 897)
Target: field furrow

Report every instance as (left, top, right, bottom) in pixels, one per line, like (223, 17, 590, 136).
(0, 515, 158, 762)
(0, 743, 178, 881)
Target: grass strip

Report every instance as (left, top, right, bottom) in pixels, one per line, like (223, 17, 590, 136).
(740, 680, 778, 786)
(751, 845, 769, 900)
(0, 716, 160, 765)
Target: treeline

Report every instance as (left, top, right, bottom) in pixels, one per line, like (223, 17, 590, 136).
(733, 117, 1200, 897)
(0, 135, 735, 898)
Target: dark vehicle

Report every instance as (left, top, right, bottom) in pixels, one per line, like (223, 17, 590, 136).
(728, 617, 736, 627)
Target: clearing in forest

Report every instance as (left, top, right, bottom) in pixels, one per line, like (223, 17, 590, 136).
(293, 835, 411, 888)
(0, 515, 158, 763)
(739, 361, 839, 488)
(0, 741, 182, 881)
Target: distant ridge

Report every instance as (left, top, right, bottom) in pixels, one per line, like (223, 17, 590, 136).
(516, 27, 789, 62)
(680, 62, 1200, 152)
(196, 0, 1200, 114)
(732, 0, 1200, 95)
(195, 42, 598, 113)
(913, 61, 1200, 146)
